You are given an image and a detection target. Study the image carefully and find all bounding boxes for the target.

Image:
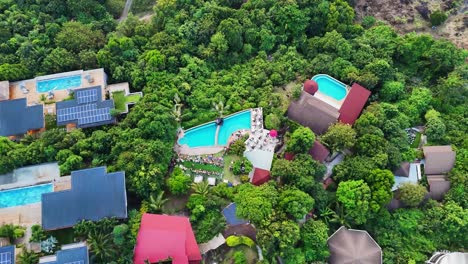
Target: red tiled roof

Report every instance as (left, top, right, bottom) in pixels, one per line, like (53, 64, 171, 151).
(309, 141, 330, 163)
(134, 214, 202, 264)
(251, 168, 271, 186)
(284, 152, 296, 161)
(338, 83, 371, 125)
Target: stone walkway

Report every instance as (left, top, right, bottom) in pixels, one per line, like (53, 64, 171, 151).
(199, 233, 226, 255)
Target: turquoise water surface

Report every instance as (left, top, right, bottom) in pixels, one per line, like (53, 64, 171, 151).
(218, 111, 251, 145)
(179, 110, 252, 148)
(312, 75, 347, 100)
(37, 75, 82, 93)
(179, 122, 217, 147)
(0, 183, 53, 208)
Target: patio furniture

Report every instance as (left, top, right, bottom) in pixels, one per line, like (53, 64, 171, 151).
(194, 176, 203, 183)
(207, 177, 216, 186)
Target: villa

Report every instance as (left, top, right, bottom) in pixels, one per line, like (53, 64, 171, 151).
(41, 166, 127, 230)
(134, 213, 202, 264)
(423, 145, 455, 200)
(288, 75, 371, 134)
(328, 226, 382, 264)
(0, 69, 141, 136)
(39, 242, 89, 264)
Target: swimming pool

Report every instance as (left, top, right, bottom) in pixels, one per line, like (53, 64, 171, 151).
(312, 74, 347, 100)
(37, 75, 82, 93)
(179, 122, 217, 148)
(178, 110, 252, 148)
(0, 183, 53, 208)
(218, 111, 251, 145)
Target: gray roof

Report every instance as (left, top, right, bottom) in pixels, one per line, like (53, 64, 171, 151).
(328, 226, 382, 264)
(0, 245, 14, 264)
(287, 92, 339, 134)
(40, 244, 89, 264)
(427, 175, 451, 201)
(423, 146, 456, 175)
(56, 86, 115, 128)
(41, 167, 127, 230)
(0, 98, 44, 136)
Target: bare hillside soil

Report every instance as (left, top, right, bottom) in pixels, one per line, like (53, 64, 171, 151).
(354, 0, 468, 49)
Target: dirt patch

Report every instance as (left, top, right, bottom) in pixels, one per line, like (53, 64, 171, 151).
(354, 0, 468, 49)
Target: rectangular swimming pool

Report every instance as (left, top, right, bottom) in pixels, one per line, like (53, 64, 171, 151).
(0, 183, 53, 208)
(37, 75, 82, 93)
(312, 74, 347, 101)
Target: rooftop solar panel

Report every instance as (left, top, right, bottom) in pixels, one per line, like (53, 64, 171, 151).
(76, 89, 98, 104)
(0, 252, 12, 264)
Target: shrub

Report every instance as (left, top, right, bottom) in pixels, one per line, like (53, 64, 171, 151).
(113, 224, 129, 246)
(41, 236, 58, 254)
(232, 158, 253, 175)
(233, 251, 247, 264)
(240, 175, 250, 183)
(167, 168, 192, 195)
(265, 113, 281, 130)
(430, 10, 447, 26)
(30, 225, 46, 242)
(228, 135, 248, 156)
(0, 224, 26, 243)
(292, 84, 302, 100)
(362, 16, 376, 28)
(226, 235, 256, 248)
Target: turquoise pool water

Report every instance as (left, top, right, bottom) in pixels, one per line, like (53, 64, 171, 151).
(179, 110, 252, 148)
(312, 74, 347, 100)
(37, 75, 82, 93)
(0, 183, 53, 208)
(218, 111, 251, 145)
(179, 122, 217, 148)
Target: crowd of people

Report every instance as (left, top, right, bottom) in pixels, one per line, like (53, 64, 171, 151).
(177, 154, 224, 167)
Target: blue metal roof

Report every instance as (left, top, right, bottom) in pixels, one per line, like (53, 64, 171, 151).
(56, 86, 115, 128)
(0, 98, 44, 136)
(0, 245, 14, 264)
(41, 166, 127, 230)
(41, 245, 89, 264)
(222, 203, 248, 226)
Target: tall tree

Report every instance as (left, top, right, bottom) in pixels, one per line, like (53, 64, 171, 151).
(336, 180, 371, 224)
(287, 126, 315, 154)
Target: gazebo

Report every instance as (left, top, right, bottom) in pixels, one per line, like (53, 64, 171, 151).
(328, 226, 382, 264)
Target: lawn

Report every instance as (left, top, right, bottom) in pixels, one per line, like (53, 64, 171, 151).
(112, 91, 141, 112)
(223, 155, 242, 183)
(411, 132, 422, 148)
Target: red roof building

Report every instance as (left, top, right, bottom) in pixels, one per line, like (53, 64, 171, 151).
(303, 80, 319, 95)
(251, 168, 271, 186)
(338, 83, 371, 125)
(134, 214, 202, 264)
(309, 141, 330, 163)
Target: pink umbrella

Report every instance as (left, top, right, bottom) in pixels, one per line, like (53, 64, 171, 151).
(269, 130, 278, 137)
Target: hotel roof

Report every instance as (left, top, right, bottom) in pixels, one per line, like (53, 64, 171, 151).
(338, 83, 371, 125)
(39, 243, 89, 264)
(309, 141, 330, 163)
(0, 98, 44, 136)
(287, 92, 340, 134)
(134, 214, 202, 264)
(251, 167, 271, 186)
(41, 167, 127, 230)
(56, 86, 115, 128)
(423, 145, 456, 175)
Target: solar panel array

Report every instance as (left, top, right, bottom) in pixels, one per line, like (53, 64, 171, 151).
(0, 252, 11, 264)
(64, 261, 84, 264)
(76, 89, 98, 104)
(57, 104, 111, 126)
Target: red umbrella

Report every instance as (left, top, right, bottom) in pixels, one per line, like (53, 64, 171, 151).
(269, 130, 278, 137)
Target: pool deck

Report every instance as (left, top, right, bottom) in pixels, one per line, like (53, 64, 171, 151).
(8, 69, 107, 114)
(0, 162, 60, 191)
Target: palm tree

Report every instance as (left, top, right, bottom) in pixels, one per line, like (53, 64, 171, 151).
(88, 231, 117, 263)
(147, 191, 169, 213)
(329, 203, 351, 228)
(18, 249, 39, 264)
(191, 181, 210, 196)
(173, 93, 182, 108)
(171, 105, 182, 126)
(212, 100, 229, 118)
